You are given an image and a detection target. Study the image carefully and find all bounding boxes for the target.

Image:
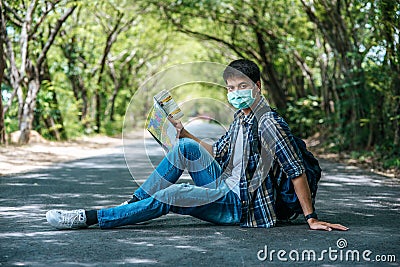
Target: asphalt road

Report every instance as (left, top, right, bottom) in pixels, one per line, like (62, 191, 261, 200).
(1, 123, 399, 266)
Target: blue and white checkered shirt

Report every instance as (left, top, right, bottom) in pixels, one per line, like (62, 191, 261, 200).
(213, 97, 305, 228)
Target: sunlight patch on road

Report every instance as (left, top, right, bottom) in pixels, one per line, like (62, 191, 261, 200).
(0, 231, 66, 238)
(175, 245, 207, 252)
(118, 258, 158, 264)
(322, 174, 384, 187)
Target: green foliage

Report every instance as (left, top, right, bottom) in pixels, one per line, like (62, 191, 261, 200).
(348, 143, 400, 172)
(2, 0, 399, 170)
(1, 84, 19, 134)
(4, 110, 19, 135)
(102, 115, 123, 137)
(283, 95, 324, 138)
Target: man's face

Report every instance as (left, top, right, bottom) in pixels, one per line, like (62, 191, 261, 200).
(225, 76, 261, 112)
(225, 76, 260, 96)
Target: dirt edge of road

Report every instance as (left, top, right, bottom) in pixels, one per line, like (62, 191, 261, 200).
(0, 135, 123, 176)
(1, 134, 398, 178)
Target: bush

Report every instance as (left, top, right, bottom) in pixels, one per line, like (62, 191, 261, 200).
(282, 95, 324, 138)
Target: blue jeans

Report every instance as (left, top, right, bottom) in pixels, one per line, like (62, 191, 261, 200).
(98, 138, 241, 229)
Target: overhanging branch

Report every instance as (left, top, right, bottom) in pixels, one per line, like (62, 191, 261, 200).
(37, 5, 77, 69)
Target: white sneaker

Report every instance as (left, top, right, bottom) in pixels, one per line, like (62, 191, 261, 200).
(46, 209, 88, 230)
(119, 200, 128, 206)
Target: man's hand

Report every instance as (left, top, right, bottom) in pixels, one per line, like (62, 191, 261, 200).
(167, 115, 214, 155)
(307, 218, 349, 231)
(167, 115, 185, 138)
(292, 174, 349, 231)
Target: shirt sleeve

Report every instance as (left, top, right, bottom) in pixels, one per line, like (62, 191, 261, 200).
(212, 125, 232, 161)
(259, 113, 305, 180)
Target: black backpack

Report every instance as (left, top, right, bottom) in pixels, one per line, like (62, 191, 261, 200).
(251, 110, 322, 220)
(274, 135, 322, 220)
(293, 135, 321, 200)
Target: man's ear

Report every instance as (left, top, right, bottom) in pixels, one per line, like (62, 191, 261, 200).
(256, 81, 262, 92)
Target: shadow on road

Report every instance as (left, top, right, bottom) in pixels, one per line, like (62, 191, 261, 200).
(1, 137, 399, 266)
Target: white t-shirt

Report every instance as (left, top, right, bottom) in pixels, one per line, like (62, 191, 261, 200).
(225, 126, 243, 199)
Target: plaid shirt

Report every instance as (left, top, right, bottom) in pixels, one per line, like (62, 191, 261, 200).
(213, 97, 305, 228)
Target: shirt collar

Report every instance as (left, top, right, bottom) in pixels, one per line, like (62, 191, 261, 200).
(234, 96, 270, 125)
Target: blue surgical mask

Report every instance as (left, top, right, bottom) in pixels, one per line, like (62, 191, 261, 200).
(227, 89, 256, 109)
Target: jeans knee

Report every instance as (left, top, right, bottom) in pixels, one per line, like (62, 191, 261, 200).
(153, 183, 194, 206)
(177, 138, 201, 161)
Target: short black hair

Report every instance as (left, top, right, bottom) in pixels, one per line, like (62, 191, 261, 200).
(223, 59, 261, 84)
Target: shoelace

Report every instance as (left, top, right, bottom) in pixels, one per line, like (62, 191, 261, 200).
(60, 210, 84, 227)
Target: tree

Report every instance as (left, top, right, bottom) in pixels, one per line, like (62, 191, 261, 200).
(54, 1, 172, 135)
(143, 0, 319, 109)
(1, 0, 76, 144)
(34, 59, 67, 141)
(300, 0, 399, 150)
(377, 0, 400, 147)
(0, 1, 5, 144)
(1, 0, 397, 170)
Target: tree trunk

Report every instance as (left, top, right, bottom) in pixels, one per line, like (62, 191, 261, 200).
(0, 26, 6, 144)
(254, 31, 287, 109)
(95, 90, 101, 133)
(44, 115, 61, 140)
(106, 62, 122, 122)
(61, 36, 89, 123)
(259, 63, 287, 109)
(39, 60, 67, 140)
(18, 70, 40, 144)
(108, 82, 119, 122)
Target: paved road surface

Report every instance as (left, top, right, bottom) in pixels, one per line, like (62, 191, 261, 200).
(1, 122, 399, 266)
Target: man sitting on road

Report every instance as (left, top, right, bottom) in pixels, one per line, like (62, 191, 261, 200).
(46, 59, 348, 232)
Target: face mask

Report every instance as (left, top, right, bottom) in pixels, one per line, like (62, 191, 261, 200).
(227, 89, 256, 109)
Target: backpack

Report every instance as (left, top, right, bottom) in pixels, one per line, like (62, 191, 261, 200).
(277, 135, 322, 214)
(293, 135, 321, 201)
(251, 110, 322, 220)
